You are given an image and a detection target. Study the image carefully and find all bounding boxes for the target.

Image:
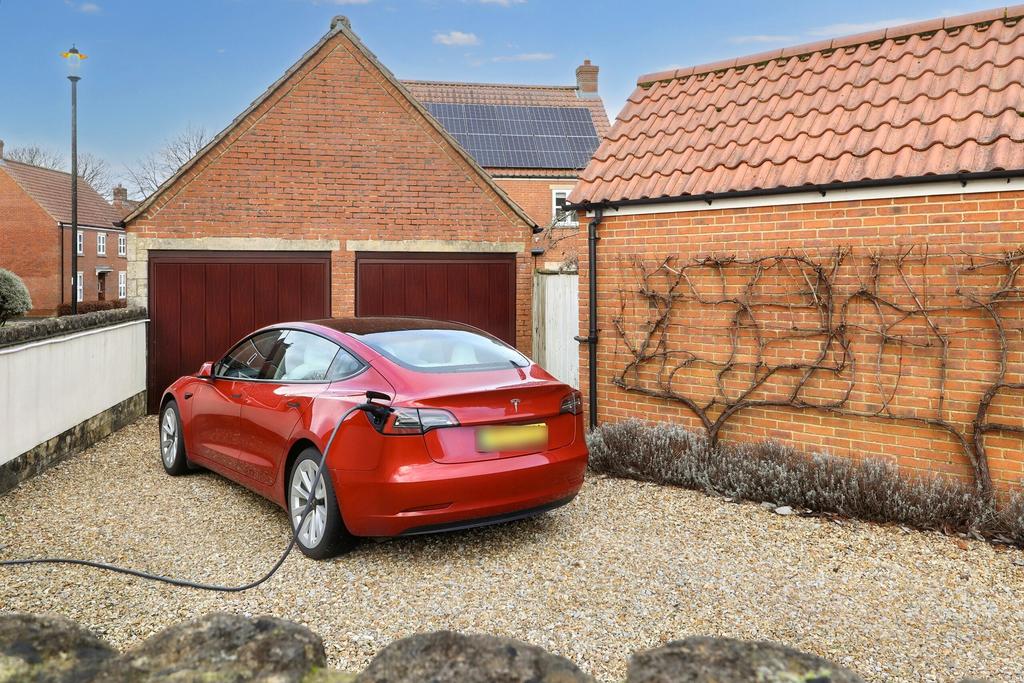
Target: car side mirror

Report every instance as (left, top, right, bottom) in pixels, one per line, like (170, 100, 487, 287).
(196, 361, 214, 379)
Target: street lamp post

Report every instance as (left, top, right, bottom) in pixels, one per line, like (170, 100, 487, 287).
(62, 46, 86, 314)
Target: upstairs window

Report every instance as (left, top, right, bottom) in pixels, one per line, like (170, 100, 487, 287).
(76, 231, 84, 255)
(97, 232, 106, 256)
(118, 233, 126, 257)
(552, 190, 577, 227)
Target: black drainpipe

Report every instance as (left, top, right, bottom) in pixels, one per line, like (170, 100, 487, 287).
(574, 208, 603, 430)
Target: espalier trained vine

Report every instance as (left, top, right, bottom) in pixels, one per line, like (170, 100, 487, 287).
(611, 247, 1024, 499)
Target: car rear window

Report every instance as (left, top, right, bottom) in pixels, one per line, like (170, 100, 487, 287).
(352, 328, 529, 373)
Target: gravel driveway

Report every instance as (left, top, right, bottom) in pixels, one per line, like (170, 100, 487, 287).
(2, 417, 1023, 681)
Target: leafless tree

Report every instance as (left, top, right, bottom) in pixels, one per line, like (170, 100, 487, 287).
(124, 124, 211, 199)
(77, 152, 112, 197)
(4, 145, 66, 170)
(5, 145, 113, 197)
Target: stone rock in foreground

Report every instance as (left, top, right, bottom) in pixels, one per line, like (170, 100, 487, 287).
(96, 612, 326, 682)
(355, 631, 593, 683)
(0, 613, 116, 683)
(627, 636, 864, 683)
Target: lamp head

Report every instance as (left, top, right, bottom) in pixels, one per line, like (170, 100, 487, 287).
(62, 45, 87, 79)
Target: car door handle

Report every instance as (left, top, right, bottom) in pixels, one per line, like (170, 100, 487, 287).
(231, 393, 243, 399)
(286, 400, 301, 409)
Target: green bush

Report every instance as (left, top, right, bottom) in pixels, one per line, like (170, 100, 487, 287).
(587, 419, 1024, 545)
(0, 269, 32, 325)
(57, 298, 127, 317)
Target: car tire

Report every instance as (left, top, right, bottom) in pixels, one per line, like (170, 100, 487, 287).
(288, 447, 357, 559)
(159, 400, 190, 476)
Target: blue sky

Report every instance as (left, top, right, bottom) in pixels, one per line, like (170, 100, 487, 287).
(0, 0, 993, 185)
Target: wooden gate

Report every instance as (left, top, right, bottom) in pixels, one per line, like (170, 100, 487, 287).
(532, 270, 579, 387)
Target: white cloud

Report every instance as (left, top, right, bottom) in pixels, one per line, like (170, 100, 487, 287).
(491, 52, 554, 62)
(477, 0, 526, 5)
(729, 34, 797, 45)
(433, 30, 480, 46)
(806, 18, 919, 38)
(65, 0, 101, 12)
(311, 0, 372, 5)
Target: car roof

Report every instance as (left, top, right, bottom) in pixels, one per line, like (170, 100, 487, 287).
(305, 316, 483, 336)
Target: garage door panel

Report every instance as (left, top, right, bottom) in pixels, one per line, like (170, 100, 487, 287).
(252, 263, 280, 330)
(356, 253, 515, 345)
(179, 263, 208, 377)
(148, 252, 330, 413)
(300, 263, 326, 320)
(204, 264, 233, 356)
(228, 263, 255, 338)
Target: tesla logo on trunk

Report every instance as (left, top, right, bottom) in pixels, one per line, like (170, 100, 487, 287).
(510, 399, 521, 413)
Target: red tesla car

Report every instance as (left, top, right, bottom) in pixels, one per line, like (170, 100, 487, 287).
(158, 318, 588, 558)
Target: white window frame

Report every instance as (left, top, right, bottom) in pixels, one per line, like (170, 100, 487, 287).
(96, 232, 106, 256)
(76, 231, 84, 255)
(552, 189, 578, 227)
(118, 233, 126, 257)
(76, 272, 83, 302)
(118, 271, 126, 299)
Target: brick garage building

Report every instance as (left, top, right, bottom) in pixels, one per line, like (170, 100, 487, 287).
(0, 146, 125, 315)
(569, 8, 1024, 494)
(404, 64, 609, 270)
(123, 18, 537, 410)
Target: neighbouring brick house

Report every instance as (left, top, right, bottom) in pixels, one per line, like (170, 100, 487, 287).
(404, 63, 609, 270)
(123, 17, 537, 410)
(568, 7, 1024, 494)
(0, 142, 125, 315)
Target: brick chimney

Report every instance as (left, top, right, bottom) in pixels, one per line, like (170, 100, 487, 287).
(576, 59, 599, 97)
(113, 184, 128, 202)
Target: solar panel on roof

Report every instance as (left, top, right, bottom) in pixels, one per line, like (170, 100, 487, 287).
(423, 102, 600, 169)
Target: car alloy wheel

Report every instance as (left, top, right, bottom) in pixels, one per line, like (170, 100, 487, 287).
(160, 409, 178, 468)
(290, 459, 328, 548)
(159, 400, 189, 476)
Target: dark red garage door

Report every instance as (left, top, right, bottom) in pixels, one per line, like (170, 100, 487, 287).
(147, 251, 330, 413)
(356, 252, 516, 344)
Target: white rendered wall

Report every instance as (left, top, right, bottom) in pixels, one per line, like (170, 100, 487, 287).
(0, 320, 147, 465)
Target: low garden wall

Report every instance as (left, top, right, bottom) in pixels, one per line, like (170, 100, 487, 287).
(4, 611, 963, 682)
(0, 307, 147, 493)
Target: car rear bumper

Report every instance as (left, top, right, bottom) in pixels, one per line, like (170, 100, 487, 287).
(332, 439, 588, 537)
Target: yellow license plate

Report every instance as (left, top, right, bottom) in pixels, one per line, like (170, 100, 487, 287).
(476, 423, 548, 452)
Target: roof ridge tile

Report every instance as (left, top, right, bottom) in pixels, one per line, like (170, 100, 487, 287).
(636, 6, 1024, 87)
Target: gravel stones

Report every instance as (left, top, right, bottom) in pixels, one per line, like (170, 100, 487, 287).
(2, 417, 1024, 681)
(354, 631, 593, 683)
(627, 637, 864, 683)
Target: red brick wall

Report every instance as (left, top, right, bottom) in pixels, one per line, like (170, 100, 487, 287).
(494, 177, 583, 269)
(580, 189, 1024, 491)
(0, 170, 60, 315)
(127, 30, 534, 352)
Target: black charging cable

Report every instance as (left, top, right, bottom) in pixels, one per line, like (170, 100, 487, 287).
(0, 393, 393, 592)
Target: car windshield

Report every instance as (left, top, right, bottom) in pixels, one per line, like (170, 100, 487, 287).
(353, 328, 529, 373)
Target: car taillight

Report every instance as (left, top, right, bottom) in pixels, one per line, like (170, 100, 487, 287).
(381, 407, 460, 434)
(560, 391, 582, 415)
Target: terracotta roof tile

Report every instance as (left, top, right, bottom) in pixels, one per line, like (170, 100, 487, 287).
(0, 159, 120, 227)
(572, 8, 1024, 205)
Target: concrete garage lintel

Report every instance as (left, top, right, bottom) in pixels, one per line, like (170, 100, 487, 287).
(346, 239, 524, 253)
(126, 236, 341, 309)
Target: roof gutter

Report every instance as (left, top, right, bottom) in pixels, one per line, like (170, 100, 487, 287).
(566, 170, 1024, 213)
